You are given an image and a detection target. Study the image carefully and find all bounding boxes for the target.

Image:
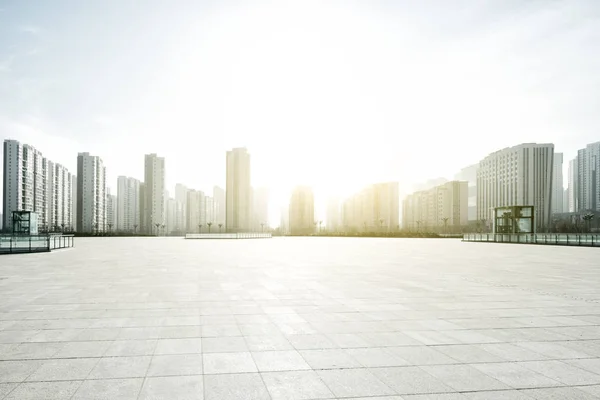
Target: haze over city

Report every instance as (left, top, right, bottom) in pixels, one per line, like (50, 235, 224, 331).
(1, 0, 600, 224)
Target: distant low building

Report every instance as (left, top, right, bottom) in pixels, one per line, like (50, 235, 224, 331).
(403, 180, 468, 232)
(342, 182, 399, 232)
(289, 186, 315, 235)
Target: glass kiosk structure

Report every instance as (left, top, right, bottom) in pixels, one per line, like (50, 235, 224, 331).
(493, 206, 535, 234)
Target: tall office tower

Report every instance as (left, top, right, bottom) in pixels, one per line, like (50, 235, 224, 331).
(2, 140, 49, 231)
(213, 186, 226, 226)
(454, 163, 478, 221)
(117, 176, 141, 232)
(342, 182, 400, 232)
(402, 181, 468, 232)
(226, 148, 251, 232)
(71, 175, 77, 231)
(576, 142, 600, 212)
(326, 196, 341, 232)
(552, 152, 564, 215)
(106, 188, 117, 232)
(476, 143, 554, 231)
(47, 162, 73, 231)
(567, 158, 578, 212)
(142, 154, 165, 234)
(76, 152, 106, 233)
(186, 189, 206, 233)
(252, 187, 270, 230)
(289, 186, 315, 235)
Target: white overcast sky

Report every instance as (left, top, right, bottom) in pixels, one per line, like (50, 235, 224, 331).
(1, 0, 599, 223)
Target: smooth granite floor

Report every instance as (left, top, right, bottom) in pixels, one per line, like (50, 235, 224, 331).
(1, 237, 600, 399)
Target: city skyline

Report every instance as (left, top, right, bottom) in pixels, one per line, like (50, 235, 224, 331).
(1, 1, 599, 222)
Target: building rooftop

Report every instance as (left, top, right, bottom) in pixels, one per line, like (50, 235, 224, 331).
(0, 238, 599, 398)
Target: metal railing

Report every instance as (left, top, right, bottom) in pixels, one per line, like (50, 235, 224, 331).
(463, 233, 600, 247)
(0, 234, 74, 254)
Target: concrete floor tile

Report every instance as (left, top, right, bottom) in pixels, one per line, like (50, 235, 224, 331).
(138, 375, 203, 400)
(147, 354, 204, 376)
(203, 352, 257, 374)
(26, 358, 96, 382)
(5, 380, 82, 400)
(316, 368, 395, 397)
(203, 373, 270, 400)
(88, 356, 151, 379)
(72, 378, 143, 400)
(262, 370, 334, 400)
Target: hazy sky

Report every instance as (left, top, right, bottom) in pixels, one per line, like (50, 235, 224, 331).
(1, 0, 599, 223)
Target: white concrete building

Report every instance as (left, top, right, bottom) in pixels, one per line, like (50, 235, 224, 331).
(342, 182, 400, 232)
(403, 181, 468, 232)
(213, 186, 226, 226)
(454, 163, 478, 221)
(289, 186, 315, 235)
(117, 176, 140, 232)
(76, 152, 106, 233)
(477, 143, 554, 231)
(71, 175, 77, 231)
(576, 142, 600, 212)
(205, 196, 215, 228)
(2, 140, 49, 231)
(552, 152, 564, 215)
(186, 189, 206, 233)
(47, 161, 73, 232)
(326, 196, 341, 232)
(174, 183, 188, 233)
(280, 204, 290, 235)
(567, 158, 578, 212)
(226, 148, 251, 232)
(106, 188, 117, 232)
(143, 154, 165, 235)
(252, 186, 270, 231)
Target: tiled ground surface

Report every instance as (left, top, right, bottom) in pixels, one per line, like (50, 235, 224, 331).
(1, 237, 600, 399)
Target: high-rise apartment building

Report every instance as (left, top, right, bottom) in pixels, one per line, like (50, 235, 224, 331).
(2, 140, 49, 231)
(76, 152, 106, 233)
(552, 153, 564, 215)
(71, 175, 77, 231)
(117, 176, 141, 232)
(47, 162, 73, 231)
(174, 183, 188, 233)
(476, 143, 554, 231)
(567, 158, 578, 212)
(186, 189, 206, 233)
(106, 188, 117, 232)
(289, 186, 315, 235)
(142, 154, 165, 234)
(252, 187, 270, 230)
(342, 182, 399, 232)
(454, 163, 478, 221)
(213, 186, 226, 226)
(226, 147, 251, 232)
(576, 142, 600, 212)
(326, 196, 341, 232)
(403, 181, 468, 232)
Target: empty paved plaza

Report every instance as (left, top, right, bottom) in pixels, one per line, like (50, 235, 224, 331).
(1, 237, 600, 399)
